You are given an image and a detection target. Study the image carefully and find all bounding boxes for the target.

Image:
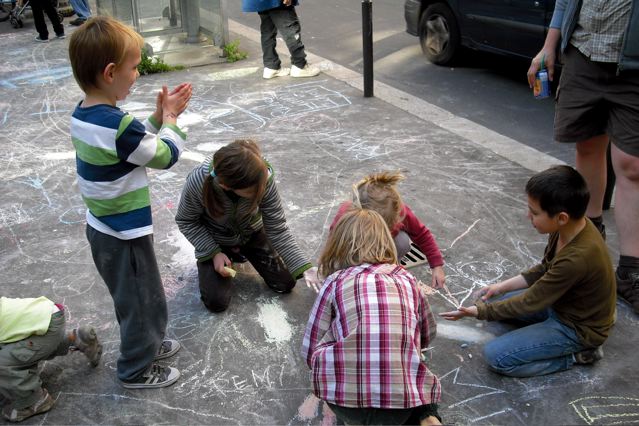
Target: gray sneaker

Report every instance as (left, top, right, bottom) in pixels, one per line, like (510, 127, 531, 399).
(70, 326, 102, 367)
(121, 363, 180, 389)
(155, 339, 180, 360)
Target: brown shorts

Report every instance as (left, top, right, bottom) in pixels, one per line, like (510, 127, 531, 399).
(554, 44, 639, 157)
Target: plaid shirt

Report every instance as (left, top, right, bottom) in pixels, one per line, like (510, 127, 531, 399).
(301, 263, 441, 409)
(571, 0, 632, 63)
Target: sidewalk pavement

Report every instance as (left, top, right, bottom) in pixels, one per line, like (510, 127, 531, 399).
(0, 20, 637, 426)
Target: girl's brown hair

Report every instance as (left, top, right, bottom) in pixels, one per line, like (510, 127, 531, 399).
(69, 16, 144, 92)
(203, 139, 269, 218)
(318, 208, 398, 278)
(353, 171, 405, 231)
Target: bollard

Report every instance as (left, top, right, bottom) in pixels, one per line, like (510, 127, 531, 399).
(362, 0, 373, 97)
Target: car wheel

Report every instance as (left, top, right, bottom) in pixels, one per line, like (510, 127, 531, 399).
(419, 3, 460, 65)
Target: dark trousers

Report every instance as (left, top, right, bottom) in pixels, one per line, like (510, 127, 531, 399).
(0, 312, 69, 409)
(258, 6, 307, 69)
(326, 402, 441, 425)
(30, 0, 63, 40)
(86, 226, 167, 381)
(197, 229, 296, 312)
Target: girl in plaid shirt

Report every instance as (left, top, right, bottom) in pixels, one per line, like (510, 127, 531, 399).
(301, 208, 442, 425)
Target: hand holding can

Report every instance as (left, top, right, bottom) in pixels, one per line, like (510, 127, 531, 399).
(534, 54, 551, 99)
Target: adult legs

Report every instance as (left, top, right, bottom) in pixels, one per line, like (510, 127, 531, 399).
(40, 0, 64, 36)
(575, 135, 609, 220)
(611, 134, 639, 258)
(268, 7, 307, 68)
(259, 11, 281, 69)
(611, 145, 639, 312)
(86, 226, 167, 382)
(29, 0, 49, 39)
(69, 0, 91, 20)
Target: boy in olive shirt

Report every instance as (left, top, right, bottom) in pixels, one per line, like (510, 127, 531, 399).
(440, 165, 615, 377)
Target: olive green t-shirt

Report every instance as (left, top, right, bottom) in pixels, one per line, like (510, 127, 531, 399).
(476, 220, 615, 347)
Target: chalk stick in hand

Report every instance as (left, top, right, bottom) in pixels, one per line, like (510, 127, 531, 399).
(224, 266, 237, 278)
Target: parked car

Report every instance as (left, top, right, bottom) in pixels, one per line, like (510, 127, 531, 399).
(404, 0, 556, 65)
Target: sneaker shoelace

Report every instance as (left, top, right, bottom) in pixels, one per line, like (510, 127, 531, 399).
(149, 364, 169, 382)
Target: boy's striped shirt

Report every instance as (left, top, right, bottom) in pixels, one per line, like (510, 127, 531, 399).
(71, 103, 186, 240)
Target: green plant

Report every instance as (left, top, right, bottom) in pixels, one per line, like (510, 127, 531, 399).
(223, 40, 248, 63)
(138, 50, 185, 75)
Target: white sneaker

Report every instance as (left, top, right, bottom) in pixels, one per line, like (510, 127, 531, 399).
(290, 64, 320, 78)
(263, 67, 290, 79)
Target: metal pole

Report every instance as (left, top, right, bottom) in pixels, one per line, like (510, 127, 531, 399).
(362, 0, 373, 97)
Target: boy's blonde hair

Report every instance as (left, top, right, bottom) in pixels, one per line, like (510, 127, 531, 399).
(68, 16, 144, 92)
(353, 171, 405, 231)
(319, 208, 398, 278)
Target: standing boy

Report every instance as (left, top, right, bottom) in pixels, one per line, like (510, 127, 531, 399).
(68, 16, 192, 388)
(441, 166, 616, 378)
(0, 296, 101, 422)
(242, 0, 320, 79)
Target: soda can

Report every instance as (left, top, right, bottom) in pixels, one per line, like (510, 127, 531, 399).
(534, 69, 551, 99)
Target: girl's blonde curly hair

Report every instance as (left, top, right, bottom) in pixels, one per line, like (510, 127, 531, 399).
(352, 171, 405, 231)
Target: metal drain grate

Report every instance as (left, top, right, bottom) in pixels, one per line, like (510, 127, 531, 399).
(400, 242, 429, 269)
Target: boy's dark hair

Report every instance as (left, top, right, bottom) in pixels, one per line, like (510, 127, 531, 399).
(525, 165, 590, 219)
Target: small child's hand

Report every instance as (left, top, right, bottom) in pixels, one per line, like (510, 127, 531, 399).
(475, 283, 502, 301)
(430, 266, 445, 289)
(303, 266, 321, 293)
(213, 252, 233, 277)
(162, 83, 193, 122)
(439, 305, 478, 321)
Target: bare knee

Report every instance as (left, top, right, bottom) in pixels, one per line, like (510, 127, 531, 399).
(612, 148, 639, 183)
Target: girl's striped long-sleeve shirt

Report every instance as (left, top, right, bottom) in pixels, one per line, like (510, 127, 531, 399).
(175, 158, 311, 279)
(71, 103, 186, 240)
(301, 263, 441, 409)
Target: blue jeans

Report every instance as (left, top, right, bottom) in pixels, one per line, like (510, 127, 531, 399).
(69, 0, 91, 20)
(483, 290, 586, 378)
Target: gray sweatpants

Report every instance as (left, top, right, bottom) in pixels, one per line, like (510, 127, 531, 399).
(86, 225, 167, 382)
(0, 311, 69, 409)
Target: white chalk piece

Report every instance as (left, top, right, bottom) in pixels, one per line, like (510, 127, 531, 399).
(468, 353, 473, 359)
(461, 343, 469, 348)
(224, 266, 237, 277)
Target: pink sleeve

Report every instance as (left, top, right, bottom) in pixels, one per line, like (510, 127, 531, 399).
(329, 201, 353, 233)
(401, 205, 444, 267)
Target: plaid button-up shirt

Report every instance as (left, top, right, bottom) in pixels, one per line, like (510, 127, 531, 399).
(571, 0, 632, 63)
(301, 263, 441, 409)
